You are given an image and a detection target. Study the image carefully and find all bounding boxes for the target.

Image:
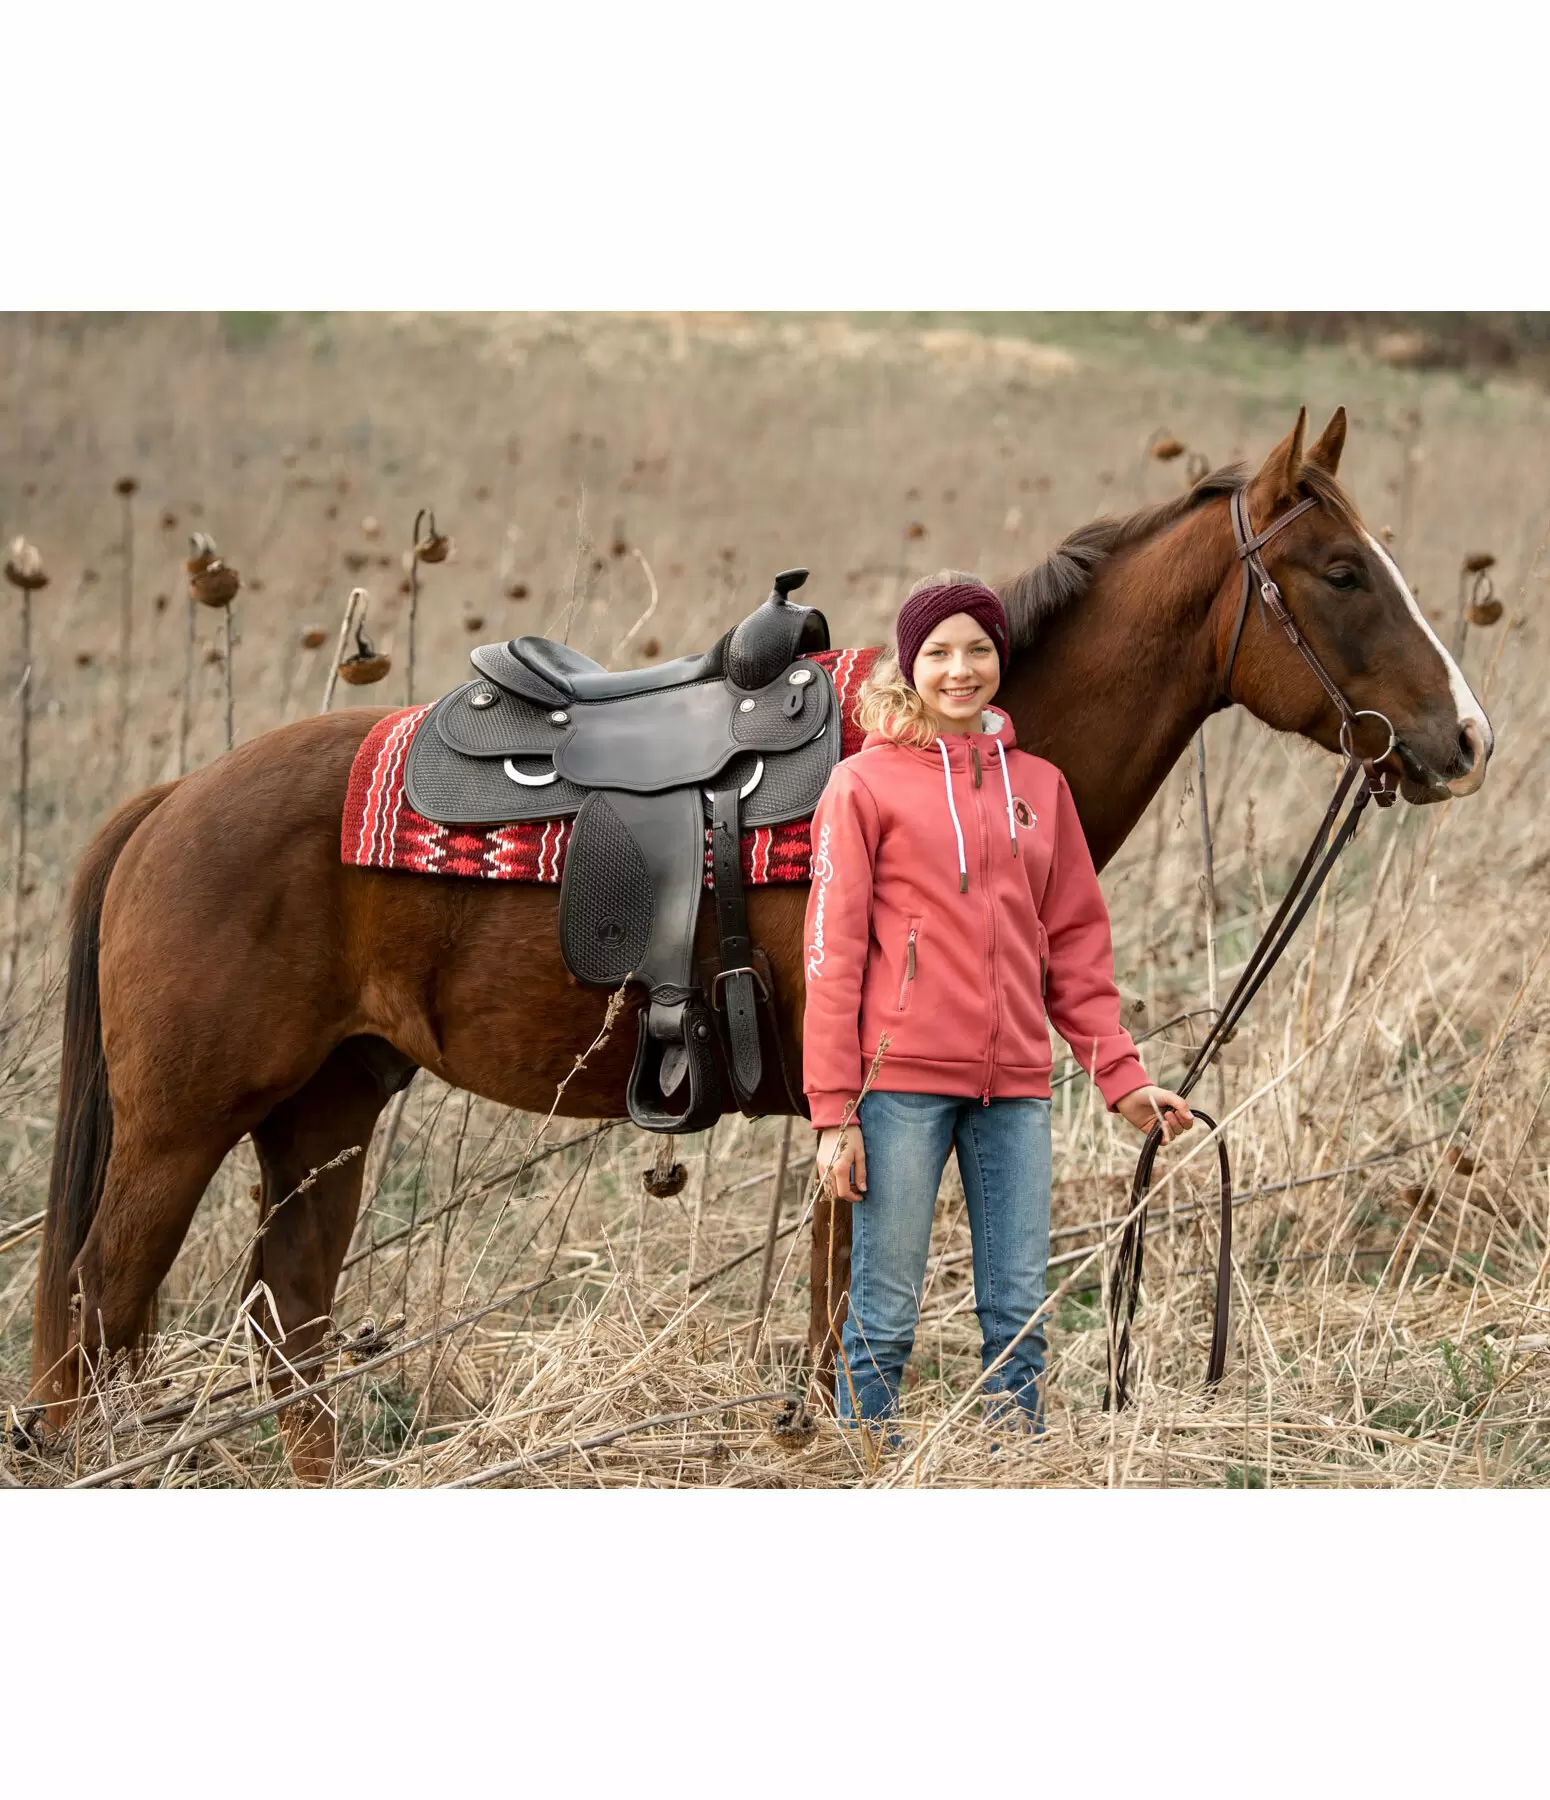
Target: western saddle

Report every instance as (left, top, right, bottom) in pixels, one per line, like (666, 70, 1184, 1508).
(405, 569, 837, 1133)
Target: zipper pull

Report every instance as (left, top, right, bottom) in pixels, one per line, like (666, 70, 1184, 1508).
(970, 744, 983, 788)
(906, 929, 916, 979)
(981, 1084, 990, 1107)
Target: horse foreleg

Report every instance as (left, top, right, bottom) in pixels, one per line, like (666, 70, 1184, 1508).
(807, 1193, 853, 1412)
(247, 1037, 413, 1485)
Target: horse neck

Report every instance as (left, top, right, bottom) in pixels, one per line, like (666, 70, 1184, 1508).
(999, 502, 1235, 870)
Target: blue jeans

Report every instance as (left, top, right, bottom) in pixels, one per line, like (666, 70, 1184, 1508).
(836, 1091, 1052, 1428)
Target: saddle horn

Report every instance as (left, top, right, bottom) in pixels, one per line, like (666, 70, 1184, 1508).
(727, 569, 827, 691)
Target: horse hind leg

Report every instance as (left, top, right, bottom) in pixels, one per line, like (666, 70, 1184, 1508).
(54, 1128, 233, 1416)
(246, 1036, 416, 1486)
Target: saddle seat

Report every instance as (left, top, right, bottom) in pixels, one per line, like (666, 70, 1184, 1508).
(510, 637, 716, 701)
(405, 568, 835, 1136)
(472, 566, 827, 709)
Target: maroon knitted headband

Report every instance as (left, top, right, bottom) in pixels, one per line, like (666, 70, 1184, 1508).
(894, 581, 1011, 691)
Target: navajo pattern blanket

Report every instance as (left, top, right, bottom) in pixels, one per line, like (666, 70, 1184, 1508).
(341, 645, 880, 888)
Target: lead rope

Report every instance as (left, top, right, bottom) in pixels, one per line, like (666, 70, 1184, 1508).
(1106, 485, 1399, 1410)
(1105, 762, 1374, 1408)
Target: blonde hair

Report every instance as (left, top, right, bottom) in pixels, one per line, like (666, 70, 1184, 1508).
(854, 569, 993, 750)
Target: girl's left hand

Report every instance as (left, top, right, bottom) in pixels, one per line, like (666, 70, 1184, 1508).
(1116, 1086, 1195, 1143)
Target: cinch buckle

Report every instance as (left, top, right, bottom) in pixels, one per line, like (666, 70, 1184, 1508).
(710, 964, 771, 1010)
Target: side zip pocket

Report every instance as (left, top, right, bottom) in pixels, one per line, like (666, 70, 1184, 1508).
(897, 918, 921, 1011)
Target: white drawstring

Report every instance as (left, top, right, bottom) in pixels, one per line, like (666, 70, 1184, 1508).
(995, 739, 1019, 857)
(936, 738, 969, 893)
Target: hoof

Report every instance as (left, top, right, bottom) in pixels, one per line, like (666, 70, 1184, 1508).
(8, 1405, 43, 1454)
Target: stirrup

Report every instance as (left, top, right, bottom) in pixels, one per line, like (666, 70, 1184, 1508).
(627, 993, 722, 1133)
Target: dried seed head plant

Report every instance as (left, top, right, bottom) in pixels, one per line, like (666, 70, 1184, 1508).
(186, 533, 241, 608)
(336, 614, 393, 686)
(4, 538, 47, 1007)
(404, 505, 449, 705)
(1453, 548, 1502, 656)
(414, 515, 451, 564)
(185, 532, 242, 750)
(4, 537, 49, 592)
(1467, 572, 1504, 627)
(111, 476, 141, 791)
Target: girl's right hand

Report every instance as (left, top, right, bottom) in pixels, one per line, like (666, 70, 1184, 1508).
(815, 1122, 868, 1202)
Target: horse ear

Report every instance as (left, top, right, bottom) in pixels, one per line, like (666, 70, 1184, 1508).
(1304, 406, 1347, 476)
(1247, 407, 1308, 512)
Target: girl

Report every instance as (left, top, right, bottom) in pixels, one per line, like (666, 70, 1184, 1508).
(801, 572, 1193, 1429)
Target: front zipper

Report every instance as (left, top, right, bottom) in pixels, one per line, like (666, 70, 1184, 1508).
(975, 748, 999, 1104)
(897, 919, 920, 1011)
(970, 744, 983, 788)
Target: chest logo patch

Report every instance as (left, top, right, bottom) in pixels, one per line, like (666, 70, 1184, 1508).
(1013, 797, 1037, 830)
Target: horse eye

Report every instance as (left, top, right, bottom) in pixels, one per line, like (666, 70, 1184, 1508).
(1326, 567, 1359, 591)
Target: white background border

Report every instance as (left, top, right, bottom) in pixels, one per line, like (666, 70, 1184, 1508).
(6, 3, 1549, 1787)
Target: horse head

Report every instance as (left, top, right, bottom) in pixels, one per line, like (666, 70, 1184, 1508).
(1223, 407, 1493, 802)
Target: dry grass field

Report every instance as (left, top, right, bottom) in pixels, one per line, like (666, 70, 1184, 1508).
(3, 310, 1550, 1489)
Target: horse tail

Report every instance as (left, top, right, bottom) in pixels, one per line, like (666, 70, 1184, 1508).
(31, 782, 176, 1400)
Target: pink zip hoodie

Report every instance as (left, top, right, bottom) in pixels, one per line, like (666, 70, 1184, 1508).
(800, 705, 1149, 1129)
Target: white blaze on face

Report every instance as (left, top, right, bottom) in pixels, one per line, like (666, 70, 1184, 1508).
(1364, 531, 1494, 758)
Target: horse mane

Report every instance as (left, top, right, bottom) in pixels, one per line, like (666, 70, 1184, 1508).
(998, 461, 1363, 654)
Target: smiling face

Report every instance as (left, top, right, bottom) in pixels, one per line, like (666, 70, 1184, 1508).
(911, 610, 1002, 733)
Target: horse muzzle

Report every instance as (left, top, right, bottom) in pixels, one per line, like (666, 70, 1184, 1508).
(1395, 713, 1494, 803)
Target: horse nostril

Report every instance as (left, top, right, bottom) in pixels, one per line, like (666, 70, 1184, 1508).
(1446, 718, 1491, 796)
(1459, 718, 1491, 771)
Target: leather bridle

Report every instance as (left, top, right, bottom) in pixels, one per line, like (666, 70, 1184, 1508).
(1106, 487, 1402, 1409)
(1220, 486, 1400, 784)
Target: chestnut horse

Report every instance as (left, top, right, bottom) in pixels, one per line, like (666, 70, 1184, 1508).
(29, 409, 1493, 1478)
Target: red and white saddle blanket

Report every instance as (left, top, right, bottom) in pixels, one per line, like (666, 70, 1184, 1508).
(341, 645, 878, 887)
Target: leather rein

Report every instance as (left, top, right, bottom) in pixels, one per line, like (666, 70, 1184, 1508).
(1106, 488, 1400, 1409)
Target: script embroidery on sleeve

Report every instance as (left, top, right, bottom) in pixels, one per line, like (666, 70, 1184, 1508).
(805, 821, 834, 980)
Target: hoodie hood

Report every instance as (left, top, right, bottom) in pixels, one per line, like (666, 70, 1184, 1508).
(859, 703, 1019, 757)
